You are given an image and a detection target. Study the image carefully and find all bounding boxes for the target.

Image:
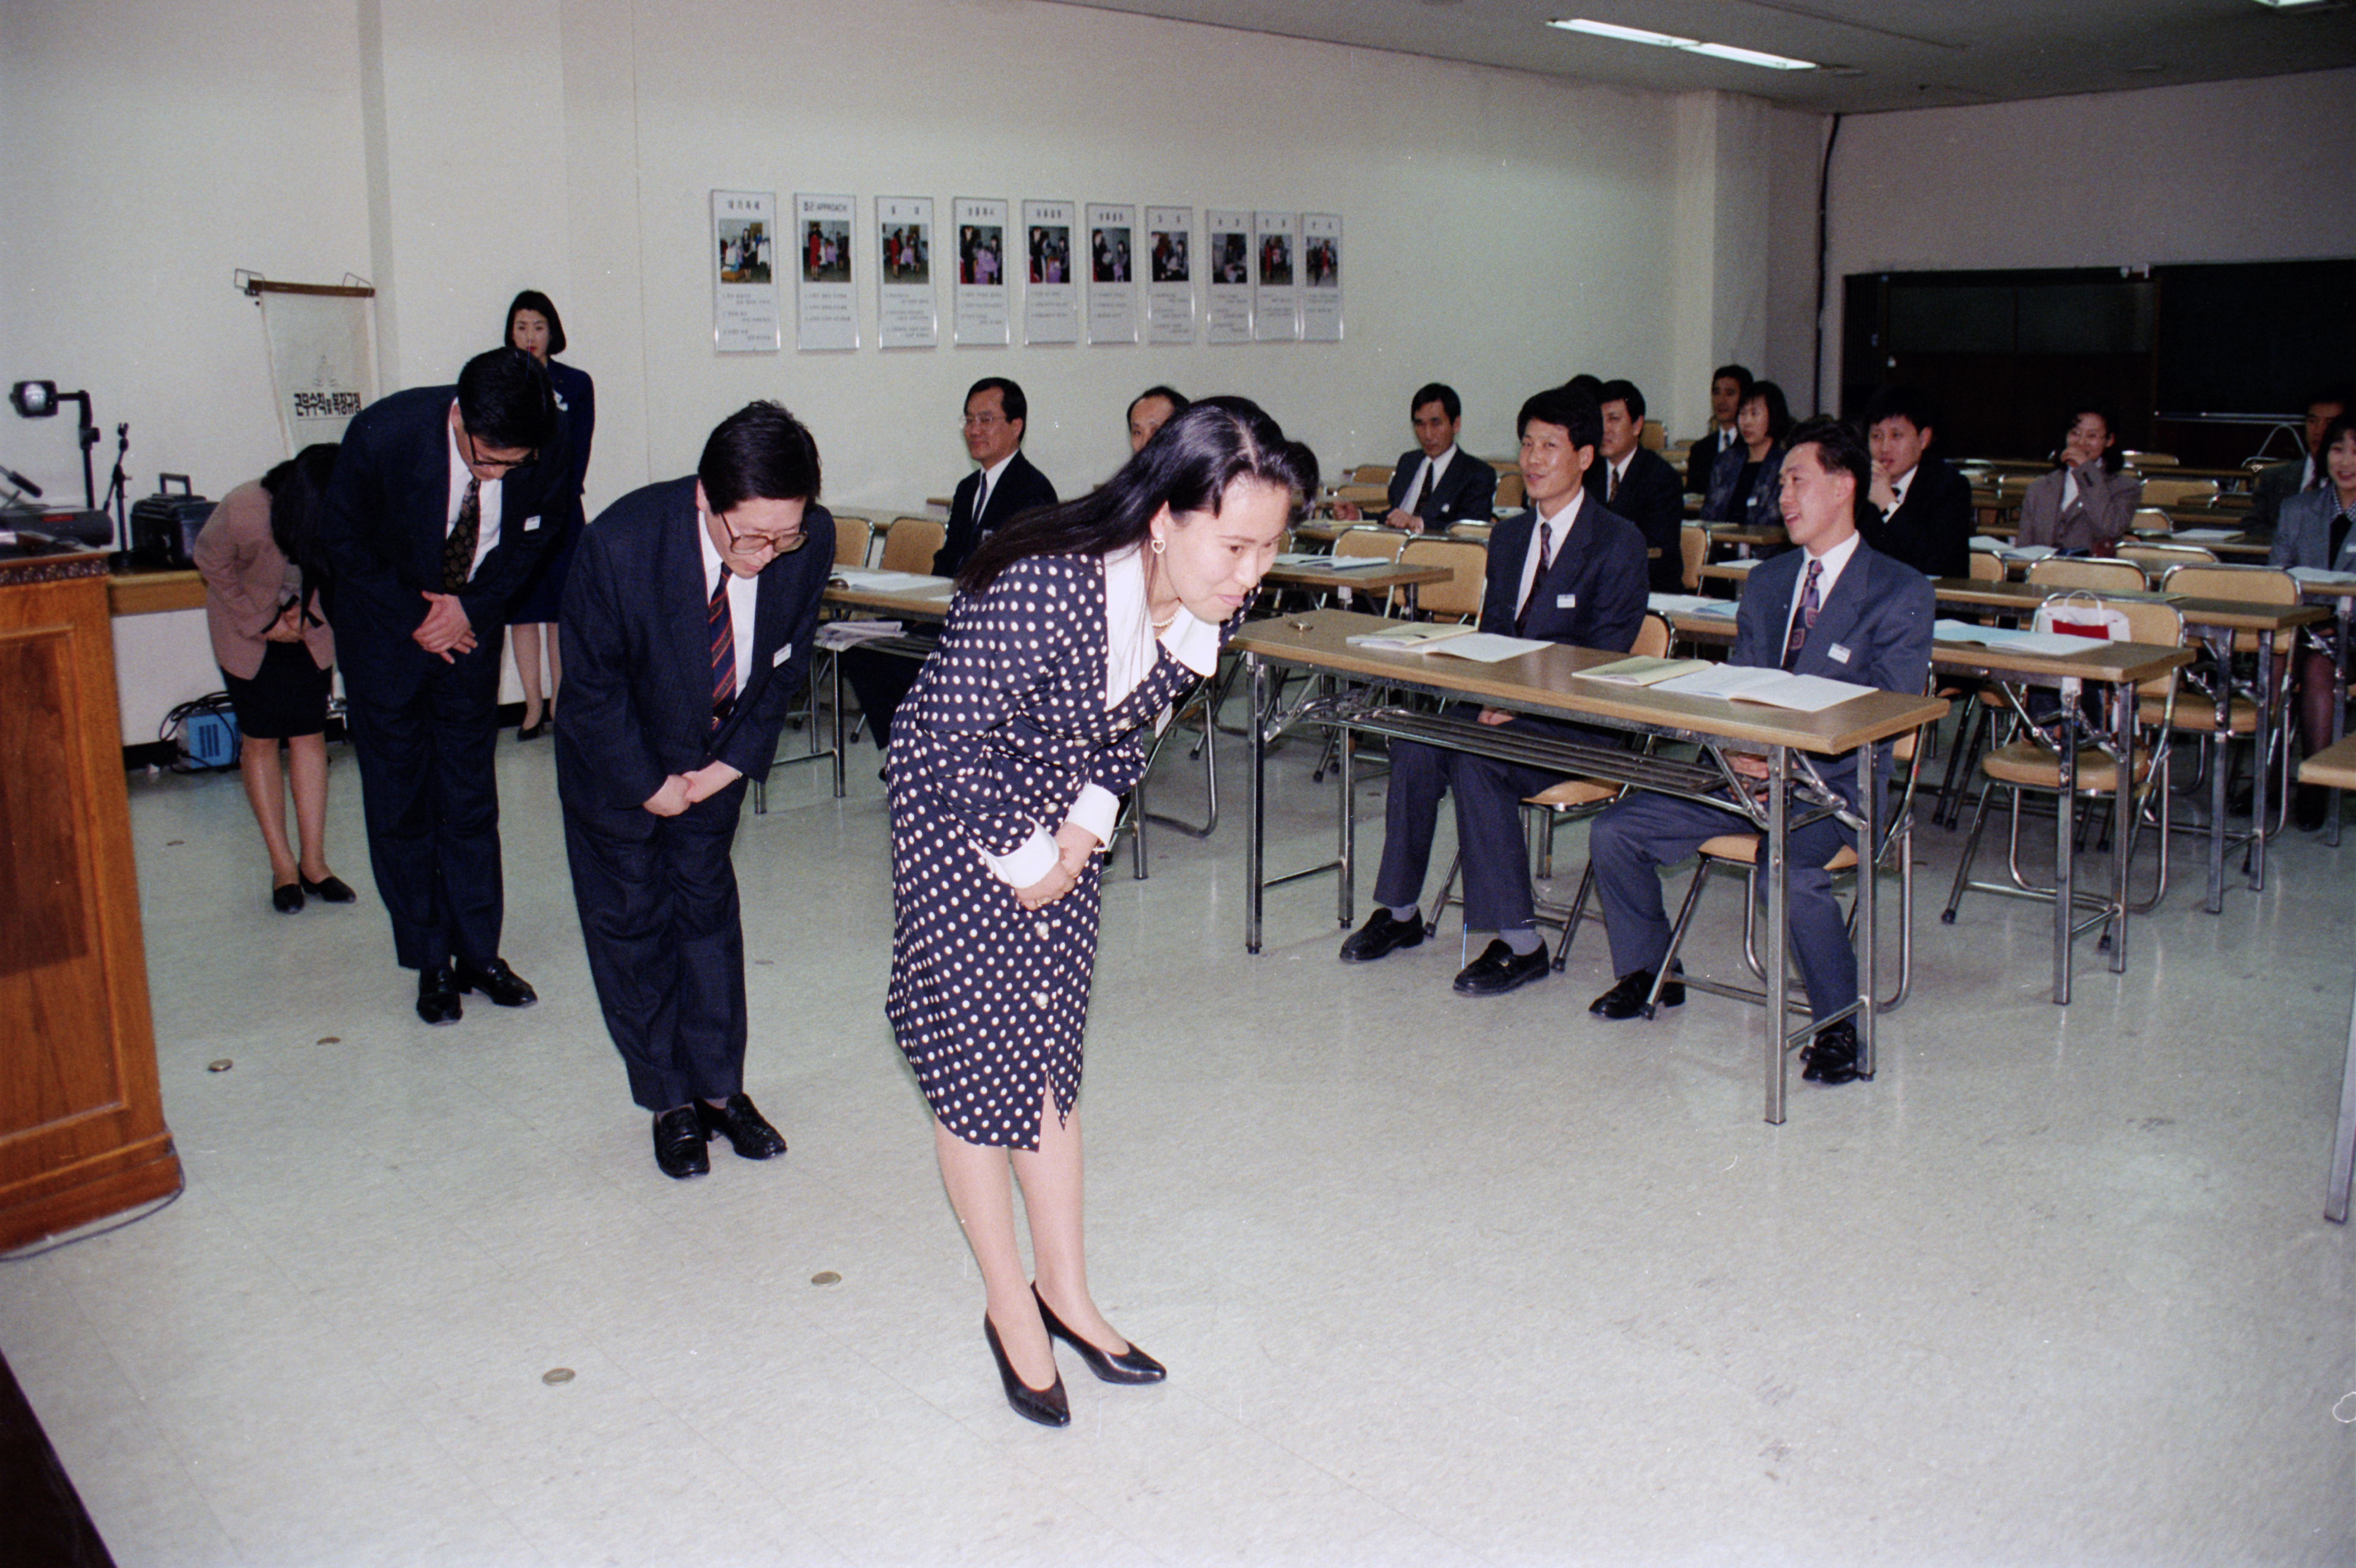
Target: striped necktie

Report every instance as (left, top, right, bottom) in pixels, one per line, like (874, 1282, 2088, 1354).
(1514, 521, 1554, 636)
(709, 573, 736, 729)
(444, 478, 480, 592)
(1783, 559, 1822, 670)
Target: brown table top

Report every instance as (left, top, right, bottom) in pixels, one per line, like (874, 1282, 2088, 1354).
(1264, 561, 1454, 592)
(1705, 523, 1788, 545)
(823, 575, 958, 618)
(105, 566, 205, 616)
(1234, 609, 1945, 755)
(1930, 577, 2329, 633)
(2299, 736, 2356, 791)
(1660, 609, 2192, 686)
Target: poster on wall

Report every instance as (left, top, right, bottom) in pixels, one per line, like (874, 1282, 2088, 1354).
(877, 195, 937, 350)
(1253, 210, 1300, 343)
(1205, 208, 1253, 345)
(1021, 199, 1079, 345)
(794, 192, 858, 351)
(1301, 212, 1344, 343)
(1144, 206, 1194, 346)
(711, 189, 780, 353)
(250, 281, 377, 454)
(952, 197, 1010, 347)
(1086, 202, 1139, 346)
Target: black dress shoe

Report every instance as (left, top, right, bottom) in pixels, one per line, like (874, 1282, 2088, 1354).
(2295, 783, 2330, 832)
(1800, 1019, 1862, 1085)
(1589, 968, 1684, 1021)
(697, 1093, 788, 1159)
(1339, 907, 1425, 963)
(416, 965, 462, 1025)
(453, 957, 538, 1008)
(1033, 1285, 1165, 1385)
(984, 1315, 1069, 1428)
(272, 881, 305, 914)
(652, 1105, 710, 1179)
(516, 718, 547, 742)
(1452, 938, 1549, 996)
(299, 872, 356, 904)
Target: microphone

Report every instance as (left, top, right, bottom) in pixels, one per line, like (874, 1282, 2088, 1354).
(1, 465, 42, 497)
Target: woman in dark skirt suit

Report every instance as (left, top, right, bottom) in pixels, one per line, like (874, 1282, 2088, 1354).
(192, 443, 353, 912)
(503, 289, 595, 738)
(886, 398, 1316, 1426)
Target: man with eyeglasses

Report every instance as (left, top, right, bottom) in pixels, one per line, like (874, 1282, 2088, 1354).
(320, 347, 565, 1025)
(842, 376, 1057, 755)
(555, 401, 833, 1178)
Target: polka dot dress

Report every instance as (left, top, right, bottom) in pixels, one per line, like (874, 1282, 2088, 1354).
(885, 554, 1204, 1151)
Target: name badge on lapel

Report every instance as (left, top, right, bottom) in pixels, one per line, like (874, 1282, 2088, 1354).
(1828, 643, 1852, 665)
(772, 642, 793, 667)
(522, 514, 543, 532)
(1555, 593, 1577, 610)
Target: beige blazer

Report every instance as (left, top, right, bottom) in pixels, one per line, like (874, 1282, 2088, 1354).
(192, 481, 334, 679)
(2016, 463, 2141, 553)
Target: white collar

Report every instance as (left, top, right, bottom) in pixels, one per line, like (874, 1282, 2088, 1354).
(1103, 543, 1219, 679)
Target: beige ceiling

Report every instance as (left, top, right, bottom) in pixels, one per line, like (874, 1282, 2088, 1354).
(1040, 0, 2356, 112)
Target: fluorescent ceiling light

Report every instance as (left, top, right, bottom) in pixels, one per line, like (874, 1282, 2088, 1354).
(2251, 1, 2331, 8)
(1548, 16, 1818, 71)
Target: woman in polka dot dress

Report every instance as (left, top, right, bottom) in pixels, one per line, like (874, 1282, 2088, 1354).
(886, 397, 1316, 1426)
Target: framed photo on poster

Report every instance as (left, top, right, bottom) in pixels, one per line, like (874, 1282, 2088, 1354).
(1205, 208, 1252, 345)
(711, 189, 780, 353)
(1301, 213, 1343, 343)
(1253, 210, 1299, 342)
(877, 195, 937, 349)
(1144, 206, 1194, 346)
(1021, 199, 1079, 344)
(794, 192, 858, 350)
(951, 197, 1011, 347)
(1085, 202, 1138, 345)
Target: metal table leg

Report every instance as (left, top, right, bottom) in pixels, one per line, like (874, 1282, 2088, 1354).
(1854, 740, 1880, 1080)
(830, 648, 846, 798)
(1764, 745, 1789, 1125)
(2109, 675, 2135, 974)
(2253, 629, 2276, 890)
(2332, 600, 2349, 850)
(2330, 984, 2356, 1224)
(2205, 630, 2229, 914)
(1247, 654, 1266, 954)
(1338, 722, 1357, 927)
(2054, 679, 2079, 1005)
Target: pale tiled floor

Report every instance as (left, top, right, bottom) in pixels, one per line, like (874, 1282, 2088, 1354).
(6, 707, 2354, 1566)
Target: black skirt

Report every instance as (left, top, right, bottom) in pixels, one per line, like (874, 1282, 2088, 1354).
(221, 641, 332, 739)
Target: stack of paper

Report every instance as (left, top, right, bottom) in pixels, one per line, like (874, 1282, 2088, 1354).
(1652, 664, 1877, 713)
(816, 620, 906, 648)
(1311, 555, 1394, 572)
(2288, 566, 2356, 585)
(1933, 619, 2103, 656)
(1576, 655, 1712, 686)
(1648, 593, 1737, 618)
(1345, 622, 1473, 649)
(832, 567, 945, 591)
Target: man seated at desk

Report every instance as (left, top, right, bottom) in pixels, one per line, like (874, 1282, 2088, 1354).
(1339, 382, 1498, 534)
(1586, 378, 1685, 592)
(2251, 387, 2349, 532)
(1338, 385, 1649, 996)
(1860, 385, 1973, 581)
(842, 376, 1056, 755)
(1585, 416, 1933, 1086)
(1686, 364, 1751, 498)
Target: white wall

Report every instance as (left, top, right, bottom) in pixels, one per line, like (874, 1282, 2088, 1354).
(4, 0, 1834, 738)
(1819, 65, 2356, 404)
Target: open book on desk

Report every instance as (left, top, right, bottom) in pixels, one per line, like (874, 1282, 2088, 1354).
(1648, 592, 1738, 619)
(832, 567, 949, 591)
(1933, 619, 2108, 657)
(1576, 655, 1713, 686)
(1651, 664, 1878, 713)
(1345, 622, 1474, 649)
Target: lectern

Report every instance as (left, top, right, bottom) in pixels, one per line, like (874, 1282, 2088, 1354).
(0, 550, 179, 1248)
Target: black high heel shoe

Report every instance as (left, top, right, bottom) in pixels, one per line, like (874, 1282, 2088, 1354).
(983, 1315, 1069, 1428)
(271, 881, 304, 914)
(1033, 1285, 1166, 1385)
(299, 871, 356, 904)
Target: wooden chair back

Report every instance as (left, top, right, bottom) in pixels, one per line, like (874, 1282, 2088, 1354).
(1968, 551, 2006, 582)
(832, 515, 873, 567)
(1632, 613, 1671, 659)
(1335, 484, 1390, 509)
(1493, 470, 1525, 510)
(2117, 542, 2217, 567)
(1332, 525, 1406, 563)
(880, 516, 945, 575)
(1679, 524, 1708, 591)
(2122, 450, 2179, 469)
(1397, 537, 1487, 621)
(2109, 599, 2186, 699)
(2138, 476, 2219, 508)
(2026, 557, 2145, 593)
(2164, 562, 2298, 653)
(1349, 464, 1394, 485)
(1640, 419, 1666, 451)
(2129, 506, 2172, 536)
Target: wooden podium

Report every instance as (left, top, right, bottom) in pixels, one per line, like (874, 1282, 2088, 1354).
(0, 550, 180, 1249)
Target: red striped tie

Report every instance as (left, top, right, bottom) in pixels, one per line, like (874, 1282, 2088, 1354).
(709, 575, 735, 729)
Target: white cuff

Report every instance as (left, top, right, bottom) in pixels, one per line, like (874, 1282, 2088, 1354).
(1065, 784, 1121, 848)
(979, 827, 1058, 889)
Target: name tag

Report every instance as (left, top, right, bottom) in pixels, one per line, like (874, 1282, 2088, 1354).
(772, 642, 793, 667)
(1555, 593, 1577, 610)
(522, 514, 543, 532)
(1828, 643, 1852, 665)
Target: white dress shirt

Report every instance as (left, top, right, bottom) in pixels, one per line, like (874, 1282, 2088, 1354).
(1404, 446, 1459, 509)
(1887, 465, 1918, 515)
(981, 544, 1219, 888)
(1514, 488, 1586, 612)
(697, 512, 759, 701)
(443, 404, 503, 579)
(970, 451, 1017, 518)
(1774, 529, 1864, 660)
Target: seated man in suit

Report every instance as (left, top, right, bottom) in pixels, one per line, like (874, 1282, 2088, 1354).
(1685, 363, 1752, 498)
(1344, 382, 1498, 534)
(1587, 378, 1686, 592)
(1127, 385, 1189, 453)
(319, 347, 563, 1025)
(843, 376, 1057, 753)
(1586, 416, 1934, 1086)
(1860, 384, 1974, 581)
(2251, 388, 2350, 533)
(1339, 385, 1650, 996)
(556, 401, 835, 1179)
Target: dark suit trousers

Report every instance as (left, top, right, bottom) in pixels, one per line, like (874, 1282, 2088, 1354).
(1589, 791, 1855, 1018)
(839, 641, 931, 752)
(1372, 708, 1568, 932)
(563, 783, 749, 1111)
(344, 654, 504, 972)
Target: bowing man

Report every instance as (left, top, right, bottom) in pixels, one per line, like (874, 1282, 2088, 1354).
(319, 347, 563, 1025)
(556, 402, 834, 1180)
(1339, 384, 1650, 996)
(1586, 416, 1934, 1086)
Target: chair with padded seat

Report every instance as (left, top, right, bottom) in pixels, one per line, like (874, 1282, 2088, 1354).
(1680, 524, 1708, 591)
(879, 516, 946, 575)
(2025, 556, 2149, 594)
(2156, 562, 2303, 833)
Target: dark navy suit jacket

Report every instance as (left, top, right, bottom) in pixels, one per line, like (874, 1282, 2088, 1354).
(1861, 456, 1974, 582)
(1386, 447, 1499, 530)
(1730, 538, 1935, 799)
(936, 450, 1057, 576)
(1586, 446, 1686, 591)
(554, 476, 833, 815)
(318, 384, 563, 704)
(1480, 497, 1651, 656)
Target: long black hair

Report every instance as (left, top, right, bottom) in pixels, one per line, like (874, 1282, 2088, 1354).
(958, 396, 1319, 594)
(1743, 380, 1795, 447)
(260, 442, 339, 622)
(2057, 406, 2125, 475)
(502, 289, 567, 356)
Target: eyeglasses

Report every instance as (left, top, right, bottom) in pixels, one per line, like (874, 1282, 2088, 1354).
(719, 516, 807, 559)
(462, 427, 536, 473)
(961, 413, 1006, 431)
